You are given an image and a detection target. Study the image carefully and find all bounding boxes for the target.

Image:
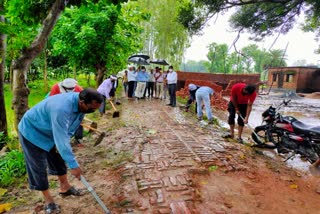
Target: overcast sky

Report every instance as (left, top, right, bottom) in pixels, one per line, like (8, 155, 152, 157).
(184, 11, 320, 66)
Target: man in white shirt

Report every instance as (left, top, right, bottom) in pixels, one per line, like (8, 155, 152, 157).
(127, 66, 137, 98)
(166, 65, 178, 107)
(154, 67, 163, 99)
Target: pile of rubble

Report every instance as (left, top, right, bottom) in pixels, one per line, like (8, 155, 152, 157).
(176, 80, 228, 110)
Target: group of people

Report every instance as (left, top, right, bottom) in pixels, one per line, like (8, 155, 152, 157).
(17, 75, 320, 214)
(186, 82, 257, 144)
(122, 65, 178, 107)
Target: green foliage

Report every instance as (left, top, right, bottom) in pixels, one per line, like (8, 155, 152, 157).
(0, 132, 7, 149)
(137, 0, 190, 68)
(204, 42, 287, 74)
(208, 165, 218, 171)
(49, 1, 146, 78)
(102, 147, 133, 169)
(177, 0, 320, 49)
(180, 60, 208, 72)
(206, 43, 228, 73)
(0, 150, 26, 187)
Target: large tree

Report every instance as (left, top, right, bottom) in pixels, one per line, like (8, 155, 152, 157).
(0, 12, 7, 136)
(3, 0, 126, 130)
(137, 0, 190, 68)
(178, 0, 320, 48)
(50, 1, 146, 86)
(206, 43, 228, 73)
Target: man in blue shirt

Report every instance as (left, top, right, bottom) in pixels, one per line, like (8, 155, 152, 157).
(135, 66, 149, 99)
(193, 85, 215, 124)
(18, 88, 103, 213)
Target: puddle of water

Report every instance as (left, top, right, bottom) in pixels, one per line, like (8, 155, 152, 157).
(285, 155, 310, 172)
(249, 94, 320, 128)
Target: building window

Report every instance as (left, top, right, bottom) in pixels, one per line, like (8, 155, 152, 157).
(286, 74, 293, 82)
(272, 73, 277, 82)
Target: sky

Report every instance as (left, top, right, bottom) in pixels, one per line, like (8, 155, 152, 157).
(184, 11, 320, 66)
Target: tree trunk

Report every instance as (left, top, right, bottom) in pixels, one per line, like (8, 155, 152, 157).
(95, 63, 106, 87)
(12, 0, 68, 130)
(0, 15, 8, 136)
(44, 47, 48, 92)
(73, 64, 77, 80)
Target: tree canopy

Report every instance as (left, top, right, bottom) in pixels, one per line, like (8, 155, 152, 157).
(178, 1, 320, 48)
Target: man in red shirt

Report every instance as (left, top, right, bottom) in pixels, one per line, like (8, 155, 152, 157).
(49, 78, 83, 96)
(227, 83, 257, 143)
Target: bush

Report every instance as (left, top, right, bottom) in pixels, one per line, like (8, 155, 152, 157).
(0, 150, 26, 187)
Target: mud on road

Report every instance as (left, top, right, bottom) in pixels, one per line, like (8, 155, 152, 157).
(7, 96, 320, 214)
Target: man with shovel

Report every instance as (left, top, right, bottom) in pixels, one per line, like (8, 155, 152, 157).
(49, 78, 85, 146)
(18, 88, 103, 214)
(225, 83, 257, 144)
(97, 74, 117, 117)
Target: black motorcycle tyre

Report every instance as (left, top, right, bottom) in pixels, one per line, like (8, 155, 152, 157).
(252, 125, 279, 148)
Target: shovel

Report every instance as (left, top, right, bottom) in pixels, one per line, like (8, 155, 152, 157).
(238, 114, 264, 145)
(81, 123, 106, 146)
(80, 176, 112, 214)
(83, 117, 98, 130)
(109, 100, 120, 118)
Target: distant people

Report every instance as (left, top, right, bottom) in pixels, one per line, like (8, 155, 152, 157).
(49, 78, 84, 145)
(127, 66, 137, 98)
(194, 85, 214, 124)
(226, 83, 257, 144)
(122, 70, 128, 96)
(49, 78, 82, 96)
(97, 75, 117, 116)
(154, 67, 163, 99)
(135, 66, 149, 99)
(162, 69, 168, 100)
(147, 68, 155, 98)
(18, 88, 103, 214)
(166, 65, 177, 107)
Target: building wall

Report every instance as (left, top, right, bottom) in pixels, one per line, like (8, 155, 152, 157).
(177, 71, 260, 90)
(267, 67, 320, 93)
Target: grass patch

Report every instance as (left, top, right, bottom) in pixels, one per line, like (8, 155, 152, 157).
(0, 150, 26, 188)
(102, 148, 133, 169)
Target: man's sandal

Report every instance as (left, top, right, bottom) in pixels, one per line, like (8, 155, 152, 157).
(222, 133, 234, 139)
(59, 186, 82, 197)
(44, 203, 61, 214)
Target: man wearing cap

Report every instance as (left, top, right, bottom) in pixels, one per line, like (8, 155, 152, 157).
(49, 78, 84, 146)
(49, 78, 83, 96)
(190, 84, 215, 124)
(97, 75, 117, 116)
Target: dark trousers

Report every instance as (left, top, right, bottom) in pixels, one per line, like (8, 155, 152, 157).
(19, 132, 67, 191)
(147, 82, 154, 97)
(227, 101, 247, 126)
(128, 81, 135, 98)
(168, 83, 177, 106)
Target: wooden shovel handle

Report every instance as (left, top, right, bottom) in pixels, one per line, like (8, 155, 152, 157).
(81, 123, 102, 134)
(109, 100, 117, 111)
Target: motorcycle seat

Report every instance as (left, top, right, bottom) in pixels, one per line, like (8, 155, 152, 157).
(292, 120, 320, 135)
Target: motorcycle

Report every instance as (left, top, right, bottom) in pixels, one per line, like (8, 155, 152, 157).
(251, 99, 320, 163)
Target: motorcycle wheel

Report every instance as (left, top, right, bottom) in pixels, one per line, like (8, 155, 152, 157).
(252, 125, 280, 148)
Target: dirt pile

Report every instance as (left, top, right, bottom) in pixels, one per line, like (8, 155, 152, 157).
(176, 79, 228, 110)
